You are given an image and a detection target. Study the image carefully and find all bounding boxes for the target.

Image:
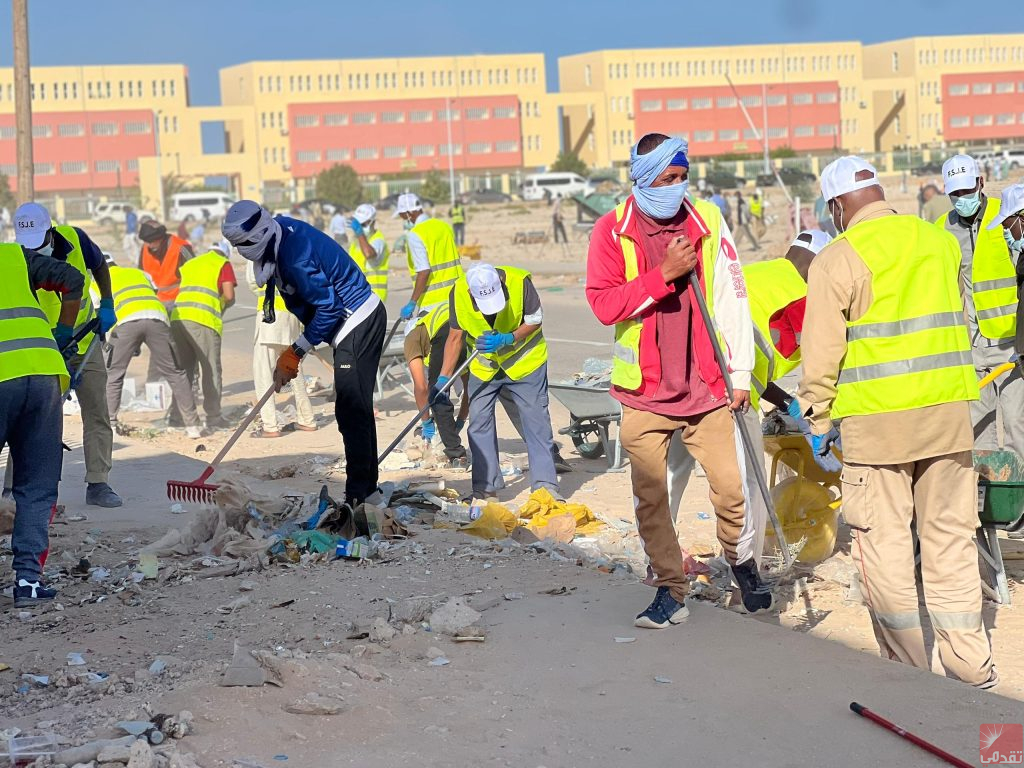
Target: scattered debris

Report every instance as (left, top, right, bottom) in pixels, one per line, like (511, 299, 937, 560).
(283, 692, 344, 716)
(429, 657, 450, 667)
(221, 642, 266, 687)
(428, 598, 482, 636)
(654, 676, 673, 685)
(614, 637, 636, 643)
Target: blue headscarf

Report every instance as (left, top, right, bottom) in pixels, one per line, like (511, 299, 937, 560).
(629, 136, 690, 219)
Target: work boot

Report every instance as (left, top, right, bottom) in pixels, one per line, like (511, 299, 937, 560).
(731, 559, 775, 614)
(553, 450, 574, 473)
(634, 586, 689, 629)
(13, 579, 57, 608)
(86, 482, 123, 508)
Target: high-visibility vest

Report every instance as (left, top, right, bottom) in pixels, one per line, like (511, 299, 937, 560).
(350, 230, 389, 301)
(36, 225, 96, 356)
(141, 235, 189, 302)
(171, 250, 227, 335)
(451, 204, 465, 225)
(611, 198, 722, 391)
(254, 278, 287, 313)
(408, 218, 464, 311)
(417, 301, 451, 367)
(452, 266, 547, 382)
(833, 214, 978, 419)
(0, 244, 69, 391)
(108, 265, 167, 327)
(749, 197, 764, 218)
(742, 258, 806, 408)
(935, 197, 1017, 341)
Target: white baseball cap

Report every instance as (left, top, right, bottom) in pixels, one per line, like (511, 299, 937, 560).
(393, 192, 422, 217)
(941, 154, 980, 195)
(819, 156, 881, 202)
(466, 264, 506, 315)
(354, 203, 377, 225)
(789, 228, 833, 255)
(987, 183, 1024, 230)
(13, 202, 52, 249)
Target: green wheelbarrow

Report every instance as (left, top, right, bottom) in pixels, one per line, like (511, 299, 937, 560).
(975, 449, 1024, 604)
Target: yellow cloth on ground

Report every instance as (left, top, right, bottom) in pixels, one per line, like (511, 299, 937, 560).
(518, 488, 604, 536)
(460, 502, 519, 540)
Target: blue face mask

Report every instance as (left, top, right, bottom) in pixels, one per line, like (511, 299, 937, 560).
(1005, 225, 1024, 252)
(633, 180, 689, 220)
(953, 191, 981, 218)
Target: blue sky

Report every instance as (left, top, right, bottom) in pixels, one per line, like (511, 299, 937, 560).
(0, 0, 982, 105)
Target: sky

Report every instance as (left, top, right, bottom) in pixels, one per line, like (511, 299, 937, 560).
(0, 0, 985, 106)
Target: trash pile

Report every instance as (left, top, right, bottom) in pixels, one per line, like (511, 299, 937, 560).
(563, 357, 612, 387)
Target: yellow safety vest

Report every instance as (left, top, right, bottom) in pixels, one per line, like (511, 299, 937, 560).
(452, 266, 548, 382)
(833, 214, 978, 419)
(936, 197, 1018, 341)
(36, 226, 95, 356)
(171, 250, 227, 335)
(749, 197, 763, 218)
(451, 204, 465, 225)
(417, 302, 452, 367)
(254, 279, 287, 312)
(350, 230, 389, 301)
(611, 198, 722, 391)
(408, 217, 464, 311)
(108, 265, 167, 327)
(742, 258, 806, 408)
(0, 244, 69, 391)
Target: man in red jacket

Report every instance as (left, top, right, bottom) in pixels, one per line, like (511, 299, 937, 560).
(587, 133, 769, 629)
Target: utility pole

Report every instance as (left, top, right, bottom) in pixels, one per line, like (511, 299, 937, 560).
(12, 0, 34, 202)
(445, 97, 456, 208)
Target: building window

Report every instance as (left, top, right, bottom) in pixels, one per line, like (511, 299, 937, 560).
(324, 113, 348, 126)
(383, 145, 406, 158)
(973, 82, 993, 95)
(665, 98, 687, 111)
(58, 123, 84, 137)
(741, 95, 761, 108)
(295, 114, 319, 128)
(767, 126, 788, 139)
(326, 149, 350, 162)
(766, 93, 787, 106)
(974, 114, 993, 126)
(718, 129, 739, 141)
(126, 159, 138, 171)
(411, 144, 435, 157)
(354, 147, 378, 160)
(409, 110, 433, 123)
(949, 83, 969, 96)
(743, 128, 758, 140)
(493, 106, 516, 119)
(691, 97, 712, 110)
(439, 143, 462, 156)
(997, 113, 1017, 125)
(639, 99, 662, 112)
(465, 107, 489, 120)
(950, 115, 970, 128)
(95, 160, 120, 173)
(996, 82, 1015, 94)
(495, 140, 518, 153)
(296, 150, 322, 163)
(794, 125, 814, 137)
(819, 124, 838, 136)
(352, 112, 376, 124)
(816, 92, 838, 104)
(0, 126, 16, 139)
(259, 76, 264, 93)
(34, 162, 54, 175)
(792, 93, 813, 105)
(261, 112, 267, 129)
(436, 108, 460, 121)
(32, 125, 52, 138)
(469, 142, 492, 154)
(169, 81, 175, 96)
(584, 64, 592, 86)
(891, 52, 899, 72)
(0, 163, 15, 174)
(124, 121, 151, 135)
(692, 130, 714, 143)
(716, 96, 737, 109)
(263, 147, 269, 163)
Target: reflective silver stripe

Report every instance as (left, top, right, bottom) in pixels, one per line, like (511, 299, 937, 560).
(927, 610, 982, 631)
(429, 259, 462, 272)
(875, 611, 922, 631)
(839, 349, 974, 385)
(497, 331, 544, 370)
(0, 337, 59, 354)
(181, 286, 221, 299)
(977, 302, 1017, 321)
(115, 295, 164, 312)
(0, 306, 48, 322)
(427, 277, 459, 291)
(974, 277, 1017, 293)
(614, 341, 636, 364)
(156, 281, 181, 292)
(752, 326, 775, 384)
(173, 302, 221, 317)
(368, 270, 388, 277)
(112, 284, 149, 300)
(846, 312, 964, 341)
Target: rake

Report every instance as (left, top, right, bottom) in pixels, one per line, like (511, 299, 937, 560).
(166, 384, 276, 503)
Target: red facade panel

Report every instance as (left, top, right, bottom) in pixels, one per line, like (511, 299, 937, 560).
(0, 109, 156, 192)
(941, 71, 1024, 142)
(288, 95, 523, 177)
(633, 81, 842, 157)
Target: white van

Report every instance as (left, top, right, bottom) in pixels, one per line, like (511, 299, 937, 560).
(520, 172, 592, 201)
(170, 192, 236, 222)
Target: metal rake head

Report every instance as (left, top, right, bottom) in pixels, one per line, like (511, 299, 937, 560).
(166, 480, 219, 504)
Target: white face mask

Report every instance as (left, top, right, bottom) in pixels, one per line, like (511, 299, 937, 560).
(828, 198, 846, 234)
(36, 242, 54, 257)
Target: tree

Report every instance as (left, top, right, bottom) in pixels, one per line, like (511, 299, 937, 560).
(315, 164, 363, 209)
(550, 150, 589, 177)
(0, 174, 15, 212)
(420, 170, 450, 202)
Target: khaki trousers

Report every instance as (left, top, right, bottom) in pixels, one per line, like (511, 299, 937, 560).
(620, 405, 746, 604)
(253, 342, 316, 431)
(843, 451, 994, 686)
(169, 320, 223, 421)
(71, 346, 112, 484)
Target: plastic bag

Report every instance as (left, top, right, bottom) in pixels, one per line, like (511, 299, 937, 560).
(460, 502, 518, 540)
(518, 488, 604, 536)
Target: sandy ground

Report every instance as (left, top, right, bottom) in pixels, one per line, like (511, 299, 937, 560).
(3, 173, 1024, 766)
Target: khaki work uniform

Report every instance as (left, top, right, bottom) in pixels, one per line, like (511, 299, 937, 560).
(799, 200, 993, 686)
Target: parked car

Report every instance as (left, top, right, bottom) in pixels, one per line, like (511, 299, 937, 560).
(519, 172, 592, 201)
(169, 192, 236, 222)
(911, 161, 944, 177)
(91, 202, 156, 226)
(374, 193, 435, 211)
(701, 169, 747, 190)
(464, 188, 512, 204)
(976, 149, 1024, 170)
(755, 167, 817, 187)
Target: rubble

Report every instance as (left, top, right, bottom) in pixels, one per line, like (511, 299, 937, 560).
(428, 598, 482, 636)
(221, 642, 266, 687)
(283, 692, 344, 716)
(127, 739, 156, 768)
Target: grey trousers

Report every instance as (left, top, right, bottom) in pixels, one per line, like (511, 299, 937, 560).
(467, 364, 558, 495)
(169, 320, 223, 421)
(971, 340, 1024, 458)
(106, 319, 200, 427)
(0, 375, 63, 581)
(69, 343, 113, 484)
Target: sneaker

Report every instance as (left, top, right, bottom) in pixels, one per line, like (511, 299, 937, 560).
(86, 482, 123, 508)
(185, 426, 202, 439)
(553, 452, 574, 473)
(976, 668, 1000, 690)
(13, 579, 56, 608)
(634, 586, 689, 629)
(731, 559, 775, 614)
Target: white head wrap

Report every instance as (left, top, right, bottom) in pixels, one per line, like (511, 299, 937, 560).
(222, 200, 282, 287)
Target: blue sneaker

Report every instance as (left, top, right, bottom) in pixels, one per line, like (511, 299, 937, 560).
(14, 579, 56, 609)
(634, 586, 689, 629)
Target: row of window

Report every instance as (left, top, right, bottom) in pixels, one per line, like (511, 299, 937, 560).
(0, 158, 139, 176)
(0, 79, 178, 103)
(948, 81, 1023, 97)
(256, 67, 539, 95)
(288, 105, 518, 129)
(612, 124, 838, 145)
(949, 113, 1024, 128)
(292, 140, 521, 163)
(0, 119, 152, 140)
(919, 46, 1024, 67)
(637, 91, 838, 113)
(602, 53, 857, 84)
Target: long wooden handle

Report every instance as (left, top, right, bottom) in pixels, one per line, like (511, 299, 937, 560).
(207, 384, 277, 471)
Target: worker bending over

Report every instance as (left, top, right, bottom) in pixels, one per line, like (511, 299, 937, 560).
(798, 156, 995, 689)
(14, 203, 122, 508)
(587, 134, 767, 629)
(396, 194, 464, 321)
(167, 247, 236, 429)
(0, 241, 83, 606)
(138, 220, 194, 309)
(439, 263, 560, 500)
(223, 201, 386, 507)
(348, 204, 389, 302)
(937, 154, 1022, 458)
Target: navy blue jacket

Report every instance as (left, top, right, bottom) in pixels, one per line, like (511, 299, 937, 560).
(273, 216, 372, 349)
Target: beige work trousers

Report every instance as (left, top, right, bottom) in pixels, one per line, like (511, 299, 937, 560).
(620, 405, 746, 604)
(253, 342, 316, 431)
(72, 346, 113, 484)
(843, 451, 994, 686)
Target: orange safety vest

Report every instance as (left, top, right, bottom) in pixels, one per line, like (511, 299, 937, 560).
(141, 235, 189, 302)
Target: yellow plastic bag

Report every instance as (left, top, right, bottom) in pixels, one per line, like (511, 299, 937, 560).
(518, 488, 604, 536)
(460, 502, 519, 540)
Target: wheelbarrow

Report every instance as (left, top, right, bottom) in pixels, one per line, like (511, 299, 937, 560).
(974, 449, 1024, 605)
(548, 382, 625, 471)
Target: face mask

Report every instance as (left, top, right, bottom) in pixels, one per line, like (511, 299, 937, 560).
(953, 191, 981, 218)
(1005, 224, 1024, 252)
(829, 198, 846, 234)
(35, 243, 54, 257)
(402, 219, 414, 231)
(633, 180, 689, 220)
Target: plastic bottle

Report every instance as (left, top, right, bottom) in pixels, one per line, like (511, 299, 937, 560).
(439, 502, 483, 525)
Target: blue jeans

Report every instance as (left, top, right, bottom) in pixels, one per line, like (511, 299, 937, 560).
(0, 375, 63, 581)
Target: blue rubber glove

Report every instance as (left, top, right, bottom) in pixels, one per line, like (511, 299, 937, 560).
(98, 297, 117, 335)
(400, 301, 417, 320)
(478, 331, 515, 353)
(810, 426, 843, 473)
(421, 419, 436, 441)
(784, 397, 810, 432)
(430, 375, 452, 407)
(53, 323, 75, 354)
(349, 217, 364, 238)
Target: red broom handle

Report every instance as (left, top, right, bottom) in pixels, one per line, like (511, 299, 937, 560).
(850, 703, 973, 768)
